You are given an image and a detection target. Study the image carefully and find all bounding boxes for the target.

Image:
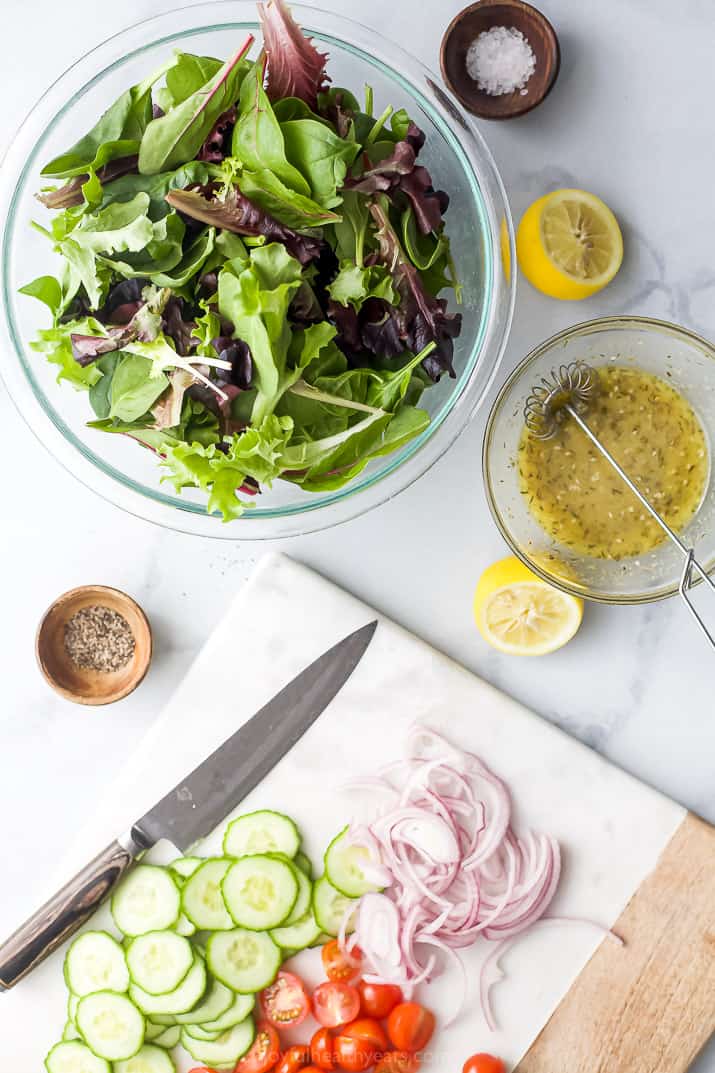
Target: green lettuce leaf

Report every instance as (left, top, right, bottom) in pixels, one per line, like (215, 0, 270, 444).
(108, 353, 169, 422)
(327, 262, 396, 310)
(29, 317, 108, 389)
(237, 168, 340, 229)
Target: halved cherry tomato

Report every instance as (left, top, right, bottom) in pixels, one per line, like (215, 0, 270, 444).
(312, 981, 361, 1028)
(235, 1022, 281, 1073)
(322, 939, 363, 983)
(310, 1027, 335, 1072)
(334, 1018, 389, 1073)
(261, 972, 311, 1028)
(462, 1056, 506, 1073)
(375, 1052, 421, 1073)
(386, 1004, 435, 1053)
(358, 981, 403, 1019)
(275, 1046, 311, 1073)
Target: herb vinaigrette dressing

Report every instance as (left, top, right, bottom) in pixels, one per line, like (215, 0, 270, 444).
(518, 366, 709, 559)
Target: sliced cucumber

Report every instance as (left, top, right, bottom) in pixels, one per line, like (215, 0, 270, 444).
(129, 956, 207, 1016)
(199, 993, 254, 1034)
(182, 859, 234, 931)
(45, 1040, 110, 1073)
(223, 811, 300, 858)
(169, 857, 203, 883)
(324, 827, 381, 898)
(152, 1025, 181, 1049)
(294, 851, 313, 879)
(68, 993, 80, 1021)
(75, 991, 145, 1062)
(181, 1019, 255, 1068)
(144, 1022, 165, 1042)
(312, 876, 359, 937)
(174, 913, 196, 937)
(270, 910, 322, 951)
(183, 1024, 222, 1042)
(173, 977, 233, 1025)
(127, 931, 193, 996)
(222, 855, 298, 930)
(64, 930, 129, 997)
(309, 932, 333, 948)
(62, 1021, 81, 1042)
(111, 866, 180, 937)
(114, 1043, 175, 1073)
(279, 858, 311, 927)
(207, 929, 281, 992)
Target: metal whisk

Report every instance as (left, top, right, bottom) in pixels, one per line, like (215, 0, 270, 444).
(523, 360, 715, 650)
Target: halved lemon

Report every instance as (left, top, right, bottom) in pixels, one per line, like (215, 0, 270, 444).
(474, 556, 583, 656)
(516, 189, 623, 300)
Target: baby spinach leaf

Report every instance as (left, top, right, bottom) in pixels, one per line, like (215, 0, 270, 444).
(98, 161, 213, 218)
(332, 191, 370, 265)
(152, 227, 216, 287)
(238, 168, 339, 228)
(232, 61, 311, 197)
(155, 52, 223, 112)
(280, 118, 358, 206)
(88, 352, 121, 418)
(18, 275, 63, 316)
(138, 37, 253, 175)
(109, 352, 169, 422)
(41, 58, 175, 178)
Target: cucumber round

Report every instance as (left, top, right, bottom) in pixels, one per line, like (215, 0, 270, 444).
(45, 1040, 110, 1073)
(182, 1024, 222, 1042)
(324, 827, 381, 898)
(173, 977, 233, 1025)
(75, 991, 145, 1062)
(111, 866, 180, 937)
(174, 913, 196, 937)
(144, 1022, 165, 1042)
(270, 910, 322, 951)
(129, 956, 207, 1017)
(222, 855, 298, 930)
(207, 929, 281, 993)
(182, 858, 234, 931)
(126, 931, 193, 996)
(114, 1043, 175, 1072)
(68, 994, 80, 1021)
(151, 1025, 181, 1049)
(312, 876, 358, 937)
(294, 851, 313, 879)
(199, 992, 254, 1034)
(64, 931, 129, 997)
(181, 1019, 256, 1068)
(168, 857, 203, 883)
(62, 1021, 81, 1042)
(223, 810, 300, 858)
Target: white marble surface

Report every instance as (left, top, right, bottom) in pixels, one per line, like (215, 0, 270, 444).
(1, 0, 713, 1067)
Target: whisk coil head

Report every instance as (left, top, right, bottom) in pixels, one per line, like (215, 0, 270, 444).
(524, 360, 598, 440)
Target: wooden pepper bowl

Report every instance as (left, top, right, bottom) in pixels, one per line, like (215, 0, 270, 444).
(36, 585, 152, 705)
(440, 0, 560, 120)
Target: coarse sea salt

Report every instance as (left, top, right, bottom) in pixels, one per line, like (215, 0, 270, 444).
(466, 25, 536, 96)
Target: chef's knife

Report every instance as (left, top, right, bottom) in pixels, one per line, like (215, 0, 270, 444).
(0, 620, 377, 990)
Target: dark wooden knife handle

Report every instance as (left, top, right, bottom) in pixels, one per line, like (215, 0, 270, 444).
(0, 839, 134, 990)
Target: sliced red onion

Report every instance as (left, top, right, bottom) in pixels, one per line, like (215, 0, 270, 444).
(343, 725, 569, 1026)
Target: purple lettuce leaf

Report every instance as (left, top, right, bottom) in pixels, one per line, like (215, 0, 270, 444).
(164, 296, 198, 356)
(258, 0, 329, 107)
(36, 155, 139, 210)
(397, 165, 450, 235)
(165, 185, 322, 265)
(197, 106, 237, 163)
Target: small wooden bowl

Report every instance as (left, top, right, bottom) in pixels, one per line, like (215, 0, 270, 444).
(441, 0, 560, 120)
(36, 585, 152, 705)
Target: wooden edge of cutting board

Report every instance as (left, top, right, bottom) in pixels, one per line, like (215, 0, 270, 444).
(516, 812, 715, 1073)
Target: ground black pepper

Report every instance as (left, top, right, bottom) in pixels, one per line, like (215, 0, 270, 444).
(64, 605, 135, 672)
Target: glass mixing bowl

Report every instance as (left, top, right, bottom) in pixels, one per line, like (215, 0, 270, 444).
(0, 2, 514, 539)
(483, 316, 715, 604)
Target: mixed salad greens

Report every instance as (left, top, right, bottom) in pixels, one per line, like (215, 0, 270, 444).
(23, 0, 461, 520)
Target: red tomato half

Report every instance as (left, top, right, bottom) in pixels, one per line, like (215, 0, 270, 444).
(275, 1046, 311, 1073)
(386, 1004, 435, 1053)
(358, 981, 403, 1019)
(462, 1056, 506, 1073)
(334, 1018, 389, 1073)
(375, 1053, 421, 1073)
(310, 1028, 335, 1072)
(261, 972, 311, 1028)
(322, 939, 363, 983)
(235, 1022, 281, 1073)
(312, 982, 361, 1028)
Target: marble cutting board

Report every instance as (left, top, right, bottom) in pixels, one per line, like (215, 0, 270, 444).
(1, 552, 713, 1071)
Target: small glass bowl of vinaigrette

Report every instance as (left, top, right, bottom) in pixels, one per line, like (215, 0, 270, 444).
(483, 316, 715, 603)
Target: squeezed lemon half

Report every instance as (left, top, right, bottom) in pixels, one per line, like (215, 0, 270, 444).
(474, 556, 583, 656)
(516, 188, 623, 299)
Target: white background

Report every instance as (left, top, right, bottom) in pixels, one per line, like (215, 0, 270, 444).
(1, 1, 713, 1067)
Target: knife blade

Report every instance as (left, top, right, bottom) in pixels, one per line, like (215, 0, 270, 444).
(0, 620, 377, 990)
